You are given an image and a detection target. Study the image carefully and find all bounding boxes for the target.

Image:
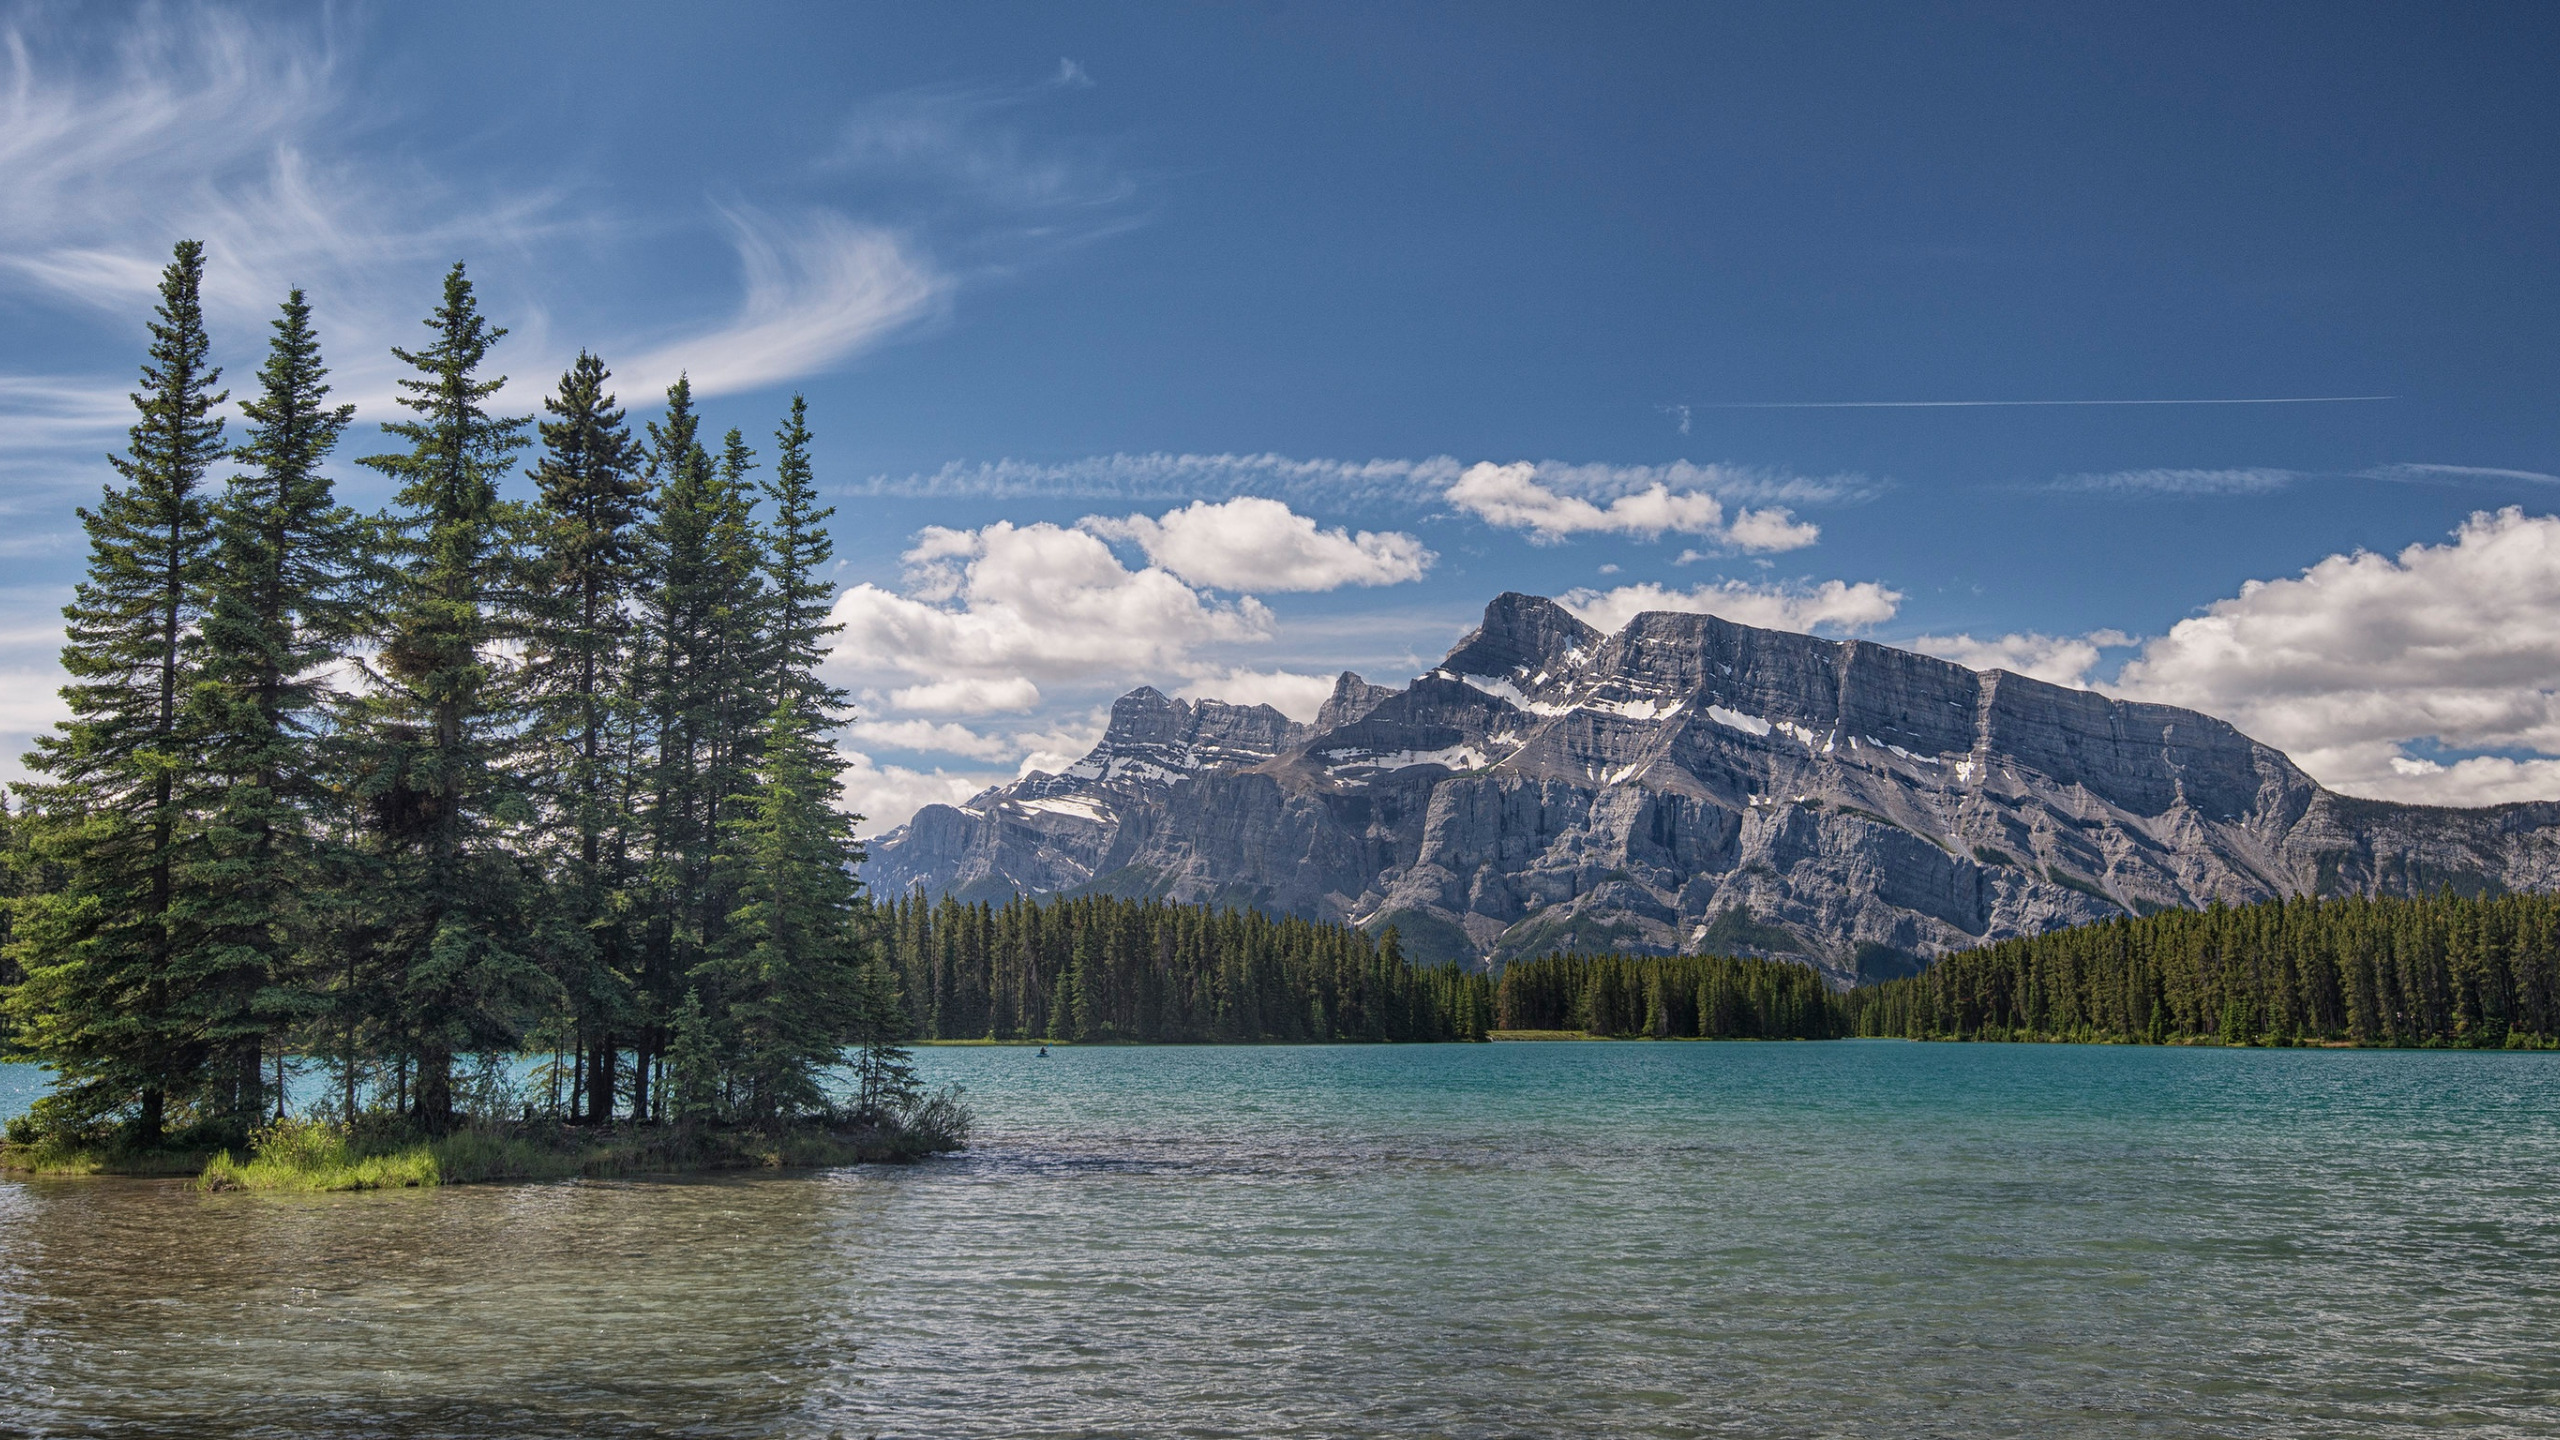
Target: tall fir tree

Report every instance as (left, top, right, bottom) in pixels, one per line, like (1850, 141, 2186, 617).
(352, 262, 544, 1133)
(172, 288, 364, 1127)
(706, 696, 867, 1120)
(631, 386, 764, 1121)
(7, 240, 227, 1144)
(521, 351, 650, 1119)
(760, 395, 850, 735)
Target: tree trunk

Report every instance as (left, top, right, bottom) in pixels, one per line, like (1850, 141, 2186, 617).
(586, 1038, 616, 1125)
(628, 1035, 652, 1125)
(415, 1047, 455, 1134)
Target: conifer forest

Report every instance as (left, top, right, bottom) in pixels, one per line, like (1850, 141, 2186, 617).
(0, 242, 902, 1149)
(1848, 891, 2560, 1047)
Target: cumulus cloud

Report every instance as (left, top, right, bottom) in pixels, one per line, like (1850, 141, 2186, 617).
(829, 520, 1272, 685)
(1908, 631, 2133, 688)
(1012, 712, 1111, 780)
(1084, 497, 1431, 592)
(1445, 461, 1820, 550)
(835, 747, 1005, 838)
(2108, 507, 2560, 805)
(846, 717, 1016, 761)
(1557, 579, 1902, 636)
(1175, 667, 1335, 721)
(887, 675, 1041, 715)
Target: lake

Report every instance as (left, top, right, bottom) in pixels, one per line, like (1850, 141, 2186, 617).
(3, 1041, 2556, 1437)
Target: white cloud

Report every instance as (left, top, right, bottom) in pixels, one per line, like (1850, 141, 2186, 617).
(1176, 668, 1335, 721)
(2363, 462, 2560, 486)
(1084, 497, 1431, 592)
(835, 747, 1005, 838)
(1909, 632, 2112, 687)
(2052, 467, 2298, 496)
(828, 520, 1272, 684)
(1723, 506, 1823, 551)
(2109, 507, 2560, 805)
(855, 451, 1463, 503)
(846, 717, 1016, 761)
(617, 208, 944, 399)
(851, 452, 1875, 514)
(888, 675, 1041, 715)
(1013, 712, 1111, 779)
(1444, 461, 1822, 550)
(1557, 579, 1902, 636)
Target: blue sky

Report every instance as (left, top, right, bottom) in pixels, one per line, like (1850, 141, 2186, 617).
(6, 2, 2560, 826)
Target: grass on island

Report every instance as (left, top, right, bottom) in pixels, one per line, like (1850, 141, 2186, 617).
(3, 1089, 974, 1190)
(194, 1115, 957, 1193)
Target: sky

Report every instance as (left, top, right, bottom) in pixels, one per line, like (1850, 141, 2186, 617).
(5, 1, 2560, 830)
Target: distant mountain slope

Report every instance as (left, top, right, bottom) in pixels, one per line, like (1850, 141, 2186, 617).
(865, 593, 2560, 983)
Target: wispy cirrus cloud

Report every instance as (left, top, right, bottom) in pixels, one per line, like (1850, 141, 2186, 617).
(616, 207, 946, 400)
(2362, 462, 2560, 486)
(2049, 467, 2300, 496)
(849, 451, 1876, 526)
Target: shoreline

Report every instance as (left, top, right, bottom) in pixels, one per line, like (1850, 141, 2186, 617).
(4, 1115, 964, 1187)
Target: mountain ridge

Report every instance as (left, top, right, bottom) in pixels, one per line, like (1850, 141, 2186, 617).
(866, 592, 2560, 984)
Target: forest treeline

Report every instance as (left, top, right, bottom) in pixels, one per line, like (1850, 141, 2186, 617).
(878, 893, 1493, 1043)
(1, 241, 910, 1149)
(1848, 891, 2560, 1047)
(1494, 952, 1849, 1038)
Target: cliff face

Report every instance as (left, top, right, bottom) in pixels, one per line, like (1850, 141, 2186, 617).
(864, 593, 2560, 983)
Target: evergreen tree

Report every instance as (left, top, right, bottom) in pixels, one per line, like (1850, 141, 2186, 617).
(351, 262, 544, 1133)
(705, 697, 867, 1120)
(632, 386, 763, 1121)
(7, 240, 227, 1144)
(664, 987, 720, 1125)
(521, 351, 650, 1120)
(171, 288, 364, 1128)
(760, 395, 849, 730)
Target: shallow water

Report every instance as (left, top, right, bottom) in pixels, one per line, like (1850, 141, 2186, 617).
(3, 1041, 2556, 1437)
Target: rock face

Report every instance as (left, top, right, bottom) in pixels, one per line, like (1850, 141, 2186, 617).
(865, 593, 2560, 984)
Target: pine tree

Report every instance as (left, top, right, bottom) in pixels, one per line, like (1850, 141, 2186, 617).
(761, 396, 849, 730)
(351, 262, 544, 1133)
(171, 288, 364, 1129)
(521, 351, 650, 1119)
(665, 986, 720, 1125)
(705, 697, 867, 1120)
(632, 385, 765, 1121)
(7, 240, 227, 1145)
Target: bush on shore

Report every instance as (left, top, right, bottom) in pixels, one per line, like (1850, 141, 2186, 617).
(193, 1087, 972, 1193)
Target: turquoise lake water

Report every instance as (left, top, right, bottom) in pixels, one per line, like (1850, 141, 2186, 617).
(2, 1041, 2556, 1437)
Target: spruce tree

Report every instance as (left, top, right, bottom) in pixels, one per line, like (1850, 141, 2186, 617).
(351, 262, 543, 1133)
(521, 351, 650, 1120)
(7, 240, 227, 1144)
(171, 288, 363, 1128)
(706, 696, 866, 1120)
(761, 396, 849, 731)
(632, 385, 764, 1121)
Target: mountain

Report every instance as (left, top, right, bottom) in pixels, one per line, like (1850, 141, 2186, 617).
(864, 592, 2560, 984)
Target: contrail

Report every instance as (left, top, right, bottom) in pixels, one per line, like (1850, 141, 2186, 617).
(1697, 396, 2394, 409)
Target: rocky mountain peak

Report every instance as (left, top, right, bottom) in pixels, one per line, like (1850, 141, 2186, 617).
(868, 591, 2560, 981)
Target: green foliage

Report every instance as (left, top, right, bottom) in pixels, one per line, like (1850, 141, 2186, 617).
(878, 891, 1492, 1043)
(1496, 951, 1847, 1038)
(1848, 891, 2560, 1047)
(7, 241, 228, 1146)
(349, 262, 544, 1133)
(171, 287, 364, 1130)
